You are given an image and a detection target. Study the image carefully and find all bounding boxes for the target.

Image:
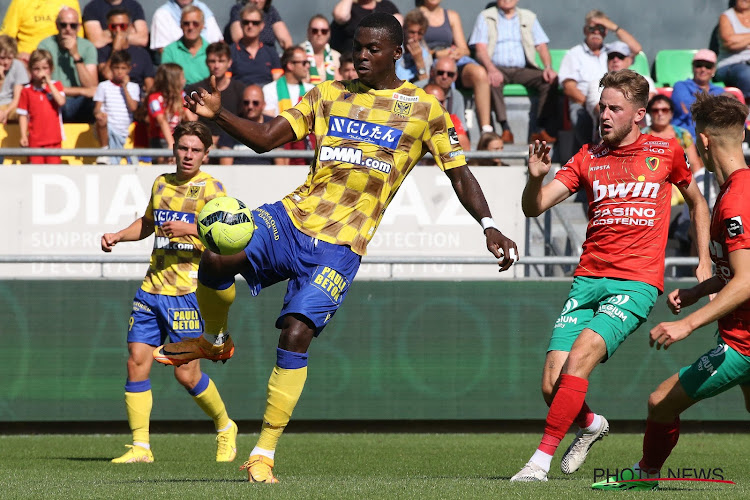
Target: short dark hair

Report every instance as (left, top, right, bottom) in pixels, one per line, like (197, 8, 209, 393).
(173, 121, 213, 151)
(110, 50, 131, 66)
(339, 52, 354, 66)
(205, 41, 231, 59)
(692, 92, 749, 134)
(106, 7, 130, 22)
(356, 13, 403, 47)
(646, 94, 673, 114)
(281, 46, 304, 68)
(599, 69, 649, 109)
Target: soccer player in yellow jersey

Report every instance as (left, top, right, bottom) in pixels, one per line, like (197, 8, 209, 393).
(102, 121, 238, 464)
(155, 13, 518, 482)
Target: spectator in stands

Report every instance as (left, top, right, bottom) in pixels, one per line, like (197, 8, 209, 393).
(186, 42, 246, 150)
(38, 7, 98, 123)
(471, 131, 507, 166)
(17, 49, 66, 164)
(219, 84, 281, 165)
(330, 0, 402, 54)
(93, 50, 139, 164)
(230, 5, 282, 86)
(82, 0, 148, 49)
(263, 46, 314, 165)
(0, 35, 29, 123)
(428, 57, 468, 135)
(161, 6, 210, 86)
(558, 9, 641, 147)
(97, 8, 154, 91)
(0, 0, 82, 63)
(424, 82, 470, 152)
(642, 94, 702, 171)
(469, 0, 558, 144)
(584, 42, 656, 142)
(419, 0, 493, 137)
(673, 49, 724, 139)
(147, 63, 196, 160)
(396, 9, 432, 85)
(302, 15, 341, 84)
(227, 0, 292, 51)
(716, 0, 750, 100)
(338, 52, 357, 80)
(150, 0, 223, 53)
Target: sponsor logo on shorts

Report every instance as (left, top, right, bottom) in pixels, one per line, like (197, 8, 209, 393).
(697, 355, 717, 376)
(254, 208, 279, 241)
(153, 209, 195, 225)
(169, 308, 201, 332)
(725, 216, 744, 238)
(597, 303, 628, 321)
(327, 116, 402, 149)
(319, 146, 392, 173)
(607, 294, 631, 306)
(555, 298, 579, 328)
(311, 265, 350, 303)
(132, 300, 151, 313)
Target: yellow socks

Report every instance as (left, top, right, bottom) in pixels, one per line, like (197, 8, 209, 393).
(124, 379, 152, 447)
(190, 373, 230, 431)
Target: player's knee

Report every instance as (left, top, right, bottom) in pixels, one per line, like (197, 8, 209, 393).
(278, 314, 315, 352)
(646, 390, 670, 418)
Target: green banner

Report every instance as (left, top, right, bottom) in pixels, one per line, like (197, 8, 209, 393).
(0, 280, 742, 421)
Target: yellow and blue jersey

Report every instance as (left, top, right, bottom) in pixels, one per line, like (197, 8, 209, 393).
(141, 171, 226, 296)
(280, 79, 466, 255)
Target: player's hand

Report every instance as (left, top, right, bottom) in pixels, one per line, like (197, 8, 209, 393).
(649, 320, 693, 350)
(695, 261, 712, 284)
(666, 287, 699, 315)
(101, 232, 120, 252)
(184, 75, 222, 120)
(486, 228, 519, 272)
(161, 220, 194, 238)
(19, 135, 28, 147)
(528, 140, 552, 179)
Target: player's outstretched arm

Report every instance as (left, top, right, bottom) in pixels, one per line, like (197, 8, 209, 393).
(522, 141, 571, 217)
(666, 276, 724, 315)
(101, 216, 155, 252)
(445, 165, 518, 272)
(185, 75, 295, 153)
(679, 180, 712, 282)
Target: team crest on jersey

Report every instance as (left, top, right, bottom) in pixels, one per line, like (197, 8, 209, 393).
(392, 100, 413, 117)
(725, 216, 744, 238)
(645, 156, 660, 171)
(187, 186, 201, 199)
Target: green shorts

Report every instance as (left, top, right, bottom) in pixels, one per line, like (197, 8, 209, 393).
(679, 341, 750, 400)
(547, 276, 658, 359)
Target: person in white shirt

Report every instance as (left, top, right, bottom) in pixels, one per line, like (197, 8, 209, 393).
(150, 0, 222, 52)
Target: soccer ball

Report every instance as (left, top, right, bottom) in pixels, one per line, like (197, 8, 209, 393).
(197, 197, 255, 255)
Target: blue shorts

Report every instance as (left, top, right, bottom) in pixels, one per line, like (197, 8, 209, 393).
(127, 288, 203, 345)
(240, 201, 361, 335)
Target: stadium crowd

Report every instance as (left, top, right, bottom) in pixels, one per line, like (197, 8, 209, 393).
(0, 0, 747, 165)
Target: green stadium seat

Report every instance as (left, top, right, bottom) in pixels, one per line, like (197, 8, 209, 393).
(629, 51, 650, 79)
(654, 49, 697, 87)
(502, 49, 568, 97)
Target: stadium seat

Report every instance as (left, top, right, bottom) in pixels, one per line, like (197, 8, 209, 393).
(503, 49, 567, 96)
(629, 51, 650, 79)
(655, 87, 673, 99)
(654, 49, 697, 87)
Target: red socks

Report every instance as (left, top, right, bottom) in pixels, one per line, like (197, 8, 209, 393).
(640, 418, 680, 473)
(575, 401, 595, 428)
(538, 374, 589, 455)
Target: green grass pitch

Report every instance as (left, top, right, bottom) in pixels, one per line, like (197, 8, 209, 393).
(1, 432, 748, 499)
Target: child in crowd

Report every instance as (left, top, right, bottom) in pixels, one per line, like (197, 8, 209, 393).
(0, 35, 29, 124)
(147, 63, 195, 163)
(474, 131, 507, 166)
(93, 50, 140, 164)
(17, 49, 66, 164)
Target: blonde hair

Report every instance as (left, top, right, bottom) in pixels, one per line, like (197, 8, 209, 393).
(0, 34, 18, 57)
(28, 49, 54, 70)
(599, 69, 649, 109)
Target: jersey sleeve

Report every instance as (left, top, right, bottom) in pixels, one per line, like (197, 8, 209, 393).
(554, 146, 586, 193)
(668, 138, 692, 188)
(280, 84, 321, 140)
(720, 190, 750, 253)
(17, 86, 28, 114)
(143, 177, 160, 222)
(94, 82, 105, 102)
(203, 176, 227, 203)
(148, 93, 164, 118)
(423, 97, 465, 171)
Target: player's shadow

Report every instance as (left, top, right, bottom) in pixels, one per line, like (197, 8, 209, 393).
(116, 479, 245, 484)
(54, 457, 113, 462)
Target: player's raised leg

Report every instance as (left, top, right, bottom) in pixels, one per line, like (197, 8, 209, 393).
(175, 360, 238, 462)
(112, 342, 155, 463)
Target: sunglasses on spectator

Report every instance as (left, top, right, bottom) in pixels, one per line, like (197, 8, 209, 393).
(181, 20, 201, 28)
(649, 107, 672, 114)
(291, 60, 311, 66)
(436, 70, 456, 78)
(108, 23, 128, 31)
(310, 28, 329, 35)
(57, 22, 79, 30)
(693, 61, 715, 69)
(243, 100, 262, 106)
(607, 53, 627, 61)
(586, 24, 606, 34)
(241, 19, 263, 27)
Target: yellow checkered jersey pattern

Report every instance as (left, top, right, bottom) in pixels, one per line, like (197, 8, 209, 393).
(279, 79, 466, 255)
(140, 171, 226, 296)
